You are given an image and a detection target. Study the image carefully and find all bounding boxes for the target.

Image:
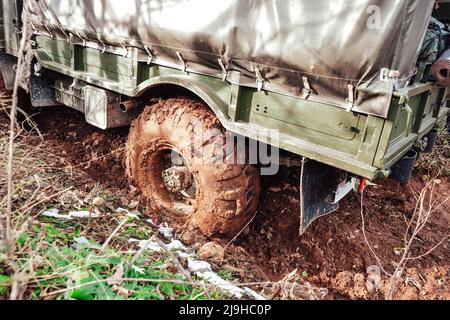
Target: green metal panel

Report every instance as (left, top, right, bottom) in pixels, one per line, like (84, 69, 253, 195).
(374, 83, 449, 169)
(31, 31, 450, 180)
(0, 0, 20, 54)
(34, 36, 72, 67)
(247, 91, 366, 156)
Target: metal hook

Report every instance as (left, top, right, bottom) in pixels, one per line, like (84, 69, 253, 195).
(176, 52, 187, 73)
(58, 25, 70, 43)
(120, 42, 129, 58)
(76, 32, 86, 47)
(98, 35, 107, 53)
(345, 84, 355, 112)
(218, 58, 227, 81)
(301, 77, 312, 99)
(43, 22, 54, 39)
(144, 46, 154, 65)
(255, 67, 265, 92)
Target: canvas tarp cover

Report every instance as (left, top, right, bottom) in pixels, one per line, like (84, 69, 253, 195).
(29, 0, 435, 118)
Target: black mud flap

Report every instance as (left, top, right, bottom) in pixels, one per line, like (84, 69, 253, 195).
(299, 159, 341, 235)
(30, 73, 60, 107)
(30, 63, 60, 107)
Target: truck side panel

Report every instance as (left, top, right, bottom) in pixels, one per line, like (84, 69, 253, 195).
(1, 2, 449, 181)
(32, 35, 386, 179)
(30, 33, 450, 179)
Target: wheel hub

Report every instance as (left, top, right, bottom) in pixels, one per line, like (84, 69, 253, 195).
(162, 166, 194, 193)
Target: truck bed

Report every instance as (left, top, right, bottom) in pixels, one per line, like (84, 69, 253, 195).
(1, 0, 449, 181)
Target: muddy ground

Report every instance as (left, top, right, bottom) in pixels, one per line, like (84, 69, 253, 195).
(3, 102, 450, 300)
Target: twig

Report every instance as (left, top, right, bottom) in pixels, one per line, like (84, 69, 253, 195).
(102, 215, 131, 250)
(267, 269, 297, 300)
(224, 210, 258, 252)
(359, 191, 392, 277)
(386, 179, 446, 300)
(5, 0, 35, 301)
(406, 235, 450, 261)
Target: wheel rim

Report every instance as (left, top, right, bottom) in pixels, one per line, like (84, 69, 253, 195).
(144, 144, 197, 219)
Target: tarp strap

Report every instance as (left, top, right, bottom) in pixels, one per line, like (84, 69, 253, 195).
(176, 52, 187, 73)
(30, 21, 39, 34)
(120, 42, 129, 57)
(301, 77, 311, 99)
(76, 32, 86, 47)
(43, 22, 54, 39)
(345, 84, 355, 112)
(255, 67, 265, 91)
(98, 35, 107, 53)
(144, 46, 154, 65)
(218, 59, 227, 81)
(58, 25, 70, 42)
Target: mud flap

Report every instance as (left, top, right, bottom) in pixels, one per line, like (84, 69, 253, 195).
(0, 53, 17, 90)
(30, 72, 60, 107)
(299, 159, 341, 235)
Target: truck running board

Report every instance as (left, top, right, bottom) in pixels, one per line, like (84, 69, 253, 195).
(299, 159, 342, 235)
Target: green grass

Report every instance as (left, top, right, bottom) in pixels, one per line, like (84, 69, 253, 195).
(0, 217, 228, 300)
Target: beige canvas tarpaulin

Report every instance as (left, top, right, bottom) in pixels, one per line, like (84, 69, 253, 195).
(30, 0, 436, 118)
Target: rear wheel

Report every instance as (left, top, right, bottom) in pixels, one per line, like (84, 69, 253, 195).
(126, 97, 260, 237)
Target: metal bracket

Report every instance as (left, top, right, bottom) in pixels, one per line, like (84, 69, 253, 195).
(144, 46, 154, 65)
(301, 77, 311, 99)
(380, 68, 400, 82)
(345, 84, 355, 112)
(34, 62, 42, 76)
(69, 77, 80, 91)
(334, 177, 359, 203)
(393, 92, 413, 137)
(218, 58, 227, 81)
(176, 52, 187, 73)
(255, 67, 265, 91)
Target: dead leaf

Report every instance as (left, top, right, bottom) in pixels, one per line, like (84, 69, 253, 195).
(268, 187, 282, 193)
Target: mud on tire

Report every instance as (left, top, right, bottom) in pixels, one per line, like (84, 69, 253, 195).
(126, 98, 260, 237)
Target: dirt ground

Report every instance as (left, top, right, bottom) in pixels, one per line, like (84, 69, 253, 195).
(3, 102, 449, 300)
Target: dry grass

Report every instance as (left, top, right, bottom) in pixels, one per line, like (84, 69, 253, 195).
(0, 95, 228, 300)
(416, 125, 450, 177)
(361, 124, 450, 300)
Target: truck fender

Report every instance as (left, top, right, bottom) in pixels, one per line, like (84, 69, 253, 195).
(132, 75, 231, 126)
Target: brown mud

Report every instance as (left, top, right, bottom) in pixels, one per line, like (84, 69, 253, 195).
(3, 103, 449, 300)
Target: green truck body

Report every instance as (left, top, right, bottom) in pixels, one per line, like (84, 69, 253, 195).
(1, 0, 448, 181)
(0, 0, 449, 234)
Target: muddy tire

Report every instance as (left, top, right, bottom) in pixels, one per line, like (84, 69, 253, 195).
(126, 98, 260, 237)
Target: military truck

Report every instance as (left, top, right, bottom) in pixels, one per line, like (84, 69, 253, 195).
(1, 0, 449, 237)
